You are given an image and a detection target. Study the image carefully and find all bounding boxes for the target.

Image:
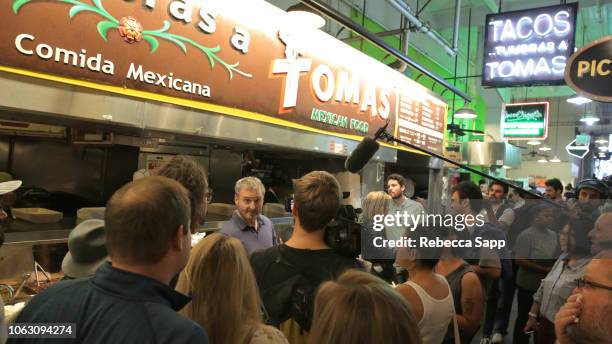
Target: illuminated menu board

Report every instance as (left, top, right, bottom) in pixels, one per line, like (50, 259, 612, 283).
(396, 91, 446, 154)
(482, 3, 578, 87)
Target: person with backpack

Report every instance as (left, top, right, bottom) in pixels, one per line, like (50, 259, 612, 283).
(250, 171, 360, 344)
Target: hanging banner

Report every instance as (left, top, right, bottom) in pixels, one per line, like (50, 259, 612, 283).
(482, 3, 578, 87)
(0, 0, 447, 153)
(564, 35, 612, 103)
(501, 102, 549, 140)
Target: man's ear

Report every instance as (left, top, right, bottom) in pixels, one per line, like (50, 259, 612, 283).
(172, 224, 185, 251)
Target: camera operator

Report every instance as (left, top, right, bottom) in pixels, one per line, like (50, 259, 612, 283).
(251, 171, 360, 344)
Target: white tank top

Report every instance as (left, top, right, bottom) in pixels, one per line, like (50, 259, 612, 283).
(405, 274, 456, 344)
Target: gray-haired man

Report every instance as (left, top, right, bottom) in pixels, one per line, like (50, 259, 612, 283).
(221, 177, 276, 255)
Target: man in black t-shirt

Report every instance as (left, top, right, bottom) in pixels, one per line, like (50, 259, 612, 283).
(251, 171, 358, 338)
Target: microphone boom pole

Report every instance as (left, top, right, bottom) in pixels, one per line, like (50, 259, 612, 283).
(376, 128, 565, 209)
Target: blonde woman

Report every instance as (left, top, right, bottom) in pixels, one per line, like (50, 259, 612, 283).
(176, 233, 287, 344)
(308, 269, 422, 344)
(361, 191, 395, 282)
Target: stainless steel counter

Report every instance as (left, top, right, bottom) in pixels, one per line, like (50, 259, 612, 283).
(3, 217, 295, 245)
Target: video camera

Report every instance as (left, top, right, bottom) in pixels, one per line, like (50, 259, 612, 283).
(285, 195, 362, 258)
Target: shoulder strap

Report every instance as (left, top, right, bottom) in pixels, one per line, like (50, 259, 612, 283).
(495, 201, 511, 220)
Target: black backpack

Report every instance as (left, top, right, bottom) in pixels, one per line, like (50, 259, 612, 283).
(260, 246, 318, 332)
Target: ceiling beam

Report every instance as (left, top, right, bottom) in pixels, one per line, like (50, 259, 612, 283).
(481, 0, 498, 13)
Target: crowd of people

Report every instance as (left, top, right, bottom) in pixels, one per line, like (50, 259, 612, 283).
(0, 155, 611, 344)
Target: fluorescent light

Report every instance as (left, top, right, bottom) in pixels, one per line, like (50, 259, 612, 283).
(595, 138, 609, 144)
(287, 3, 326, 29)
(502, 165, 511, 169)
(527, 140, 542, 145)
(537, 158, 548, 163)
(454, 107, 477, 119)
(567, 96, 592, 105)
(538, 146, 552, 151)
(549, 156, 561, 163)
(599, 146, 609, 151)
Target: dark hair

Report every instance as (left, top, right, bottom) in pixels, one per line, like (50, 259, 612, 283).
(156, 155, 208, 232)
(293, 171, 341, 232)
(489, 180, 509, 194)
(409, 226, 444, 269)
(545, 178, 563, 192)
(478, 179, 486, 186)
(386, 174, 406, 188)
(440, 225, 471, 257)
(415, 190, 428, 199)
(567, 218, 593, 256)
(105, 176, 190, 265)
(513, 188, 526, 198)
(528, 203, 552, 225)
(452, 181, 484, 213)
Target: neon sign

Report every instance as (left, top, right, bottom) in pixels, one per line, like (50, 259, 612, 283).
(482, 3, 578, 87)
(501, 102, 548, 140)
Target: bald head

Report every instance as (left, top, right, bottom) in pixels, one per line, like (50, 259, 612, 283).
(105, 176, 190, 265)
(590, 211, 612, 255)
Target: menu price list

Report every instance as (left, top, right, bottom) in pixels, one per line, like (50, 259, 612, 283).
(396, 94, 445, 154)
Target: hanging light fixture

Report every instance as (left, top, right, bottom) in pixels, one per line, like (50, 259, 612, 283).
(579, 113, 600, 126)
(454, 107, 477, 119)
(549, 156, 561, 163)
(287, 3, 326, 29)
(527, 140, 542, 145)
(566, 96, 592, 105)
(538, 145, 552, 151)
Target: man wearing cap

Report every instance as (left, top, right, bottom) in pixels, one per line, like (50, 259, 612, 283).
(61, 219, 108, 279)
(570, 179, 608, 234)
(9, 176, 209, 344)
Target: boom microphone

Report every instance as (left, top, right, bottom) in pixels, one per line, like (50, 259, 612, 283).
(344, 121, 389, 173)
(344, 137, 380, 173)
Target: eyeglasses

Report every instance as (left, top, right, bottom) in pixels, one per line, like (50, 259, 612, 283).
(205, 188, 213, 204)
(575, 278, 612, 292)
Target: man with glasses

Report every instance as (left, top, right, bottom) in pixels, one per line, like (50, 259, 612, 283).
(554, 250, 612, 344)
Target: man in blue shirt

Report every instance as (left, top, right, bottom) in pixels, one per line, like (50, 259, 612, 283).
(9, 176, 209, 344)
(221, 177, 276, 255)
